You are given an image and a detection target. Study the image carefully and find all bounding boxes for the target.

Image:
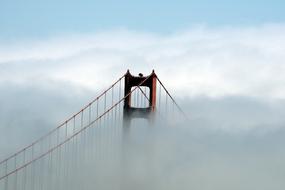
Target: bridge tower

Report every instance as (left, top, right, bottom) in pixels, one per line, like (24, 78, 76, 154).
(121, 70, 157, 189)
(123, 70, 157, 128)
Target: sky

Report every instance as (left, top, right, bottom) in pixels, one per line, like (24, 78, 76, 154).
(1, 1, 285, 189)
(1, 0, 285, 41)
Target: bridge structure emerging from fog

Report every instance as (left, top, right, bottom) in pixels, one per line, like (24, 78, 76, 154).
(0, 70, 185, 190)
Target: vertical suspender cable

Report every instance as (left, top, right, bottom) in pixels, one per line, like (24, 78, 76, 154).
(72, 116, 76, 190)
(47, 136, 51, 190)
(14, 156, 17, 190)
(141, 87, 143, 107)
(23, 151, 26, 190)
(31, 145, 34, 190)
(4, 161, 7, 190)
(56, 129, 60, 190)
(64, 122, 68, 190)
(165, 90, 168, 116)
(144, 87, 147, 107)
(39, 140, 43, 190)
(159, 84, 161, 111)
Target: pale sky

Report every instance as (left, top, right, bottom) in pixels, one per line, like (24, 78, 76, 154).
(1, 0, 285, 41)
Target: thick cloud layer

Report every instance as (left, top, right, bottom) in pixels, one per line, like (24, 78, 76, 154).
(0, 24, 285, 189)
(1, 24, 285, 99)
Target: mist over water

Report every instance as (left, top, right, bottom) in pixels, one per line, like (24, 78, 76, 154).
(0, 75, 285, 190)
(61, 116, 285, 190)
(2, 93, 285, 190)
(1, 25, 285, 189)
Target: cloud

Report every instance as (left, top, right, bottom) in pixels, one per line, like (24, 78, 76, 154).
(1, 24, 285, 154)
(1, 24, 285, 189)
(0, 81, 93, 159)
(1, 24, 285, 99)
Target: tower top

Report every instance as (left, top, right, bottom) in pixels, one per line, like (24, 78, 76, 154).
(123, 70, 157, 124)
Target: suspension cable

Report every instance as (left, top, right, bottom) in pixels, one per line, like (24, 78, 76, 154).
(156, 76, 189, 119)
(0, 74, 152, 181)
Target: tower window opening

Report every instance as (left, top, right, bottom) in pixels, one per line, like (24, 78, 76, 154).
(130, 86, 150, 108)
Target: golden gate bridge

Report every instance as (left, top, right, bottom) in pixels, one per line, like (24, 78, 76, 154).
(0, 70, 186, 190)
